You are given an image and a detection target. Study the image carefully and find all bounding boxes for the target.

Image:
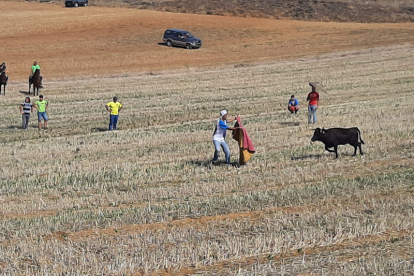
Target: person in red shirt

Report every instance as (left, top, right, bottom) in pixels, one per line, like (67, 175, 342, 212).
(307, 83, 319, 124)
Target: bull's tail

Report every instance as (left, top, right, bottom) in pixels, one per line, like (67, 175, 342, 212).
(357, 128, 365, 144)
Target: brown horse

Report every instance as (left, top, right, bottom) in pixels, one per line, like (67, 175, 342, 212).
(0, 71, 7, 96)
(29, 69, 41, 96)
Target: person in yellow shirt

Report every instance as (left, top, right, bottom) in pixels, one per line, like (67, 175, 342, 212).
(105, 96, 123, 130)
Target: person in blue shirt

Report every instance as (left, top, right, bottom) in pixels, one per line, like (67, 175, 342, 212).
(288, 95, 299, 114)
(212, 110, 238, 165)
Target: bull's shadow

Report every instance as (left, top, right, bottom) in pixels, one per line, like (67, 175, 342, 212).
(291, 151, 363, 160)
(291, 154, 322, 160)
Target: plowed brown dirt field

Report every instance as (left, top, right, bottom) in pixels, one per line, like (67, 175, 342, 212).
(1, 1, 414, 80)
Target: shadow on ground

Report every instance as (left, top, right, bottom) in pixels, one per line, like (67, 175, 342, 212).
(188, 160, 240, 168)
(3, 125, 21, 130)
(279, 122, 300, 127)
(291, 154, 322, 160)
(291, 152, 365, 160)
(91, 127, 108, 132)
(157, 42, 189, 50)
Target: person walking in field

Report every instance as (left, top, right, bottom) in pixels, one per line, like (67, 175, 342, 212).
(212, 110, 238, 165)
(105, 96, 123, 131)
(307, 83, 319, 124)
(19, 97, 33, 129)
(33, 95, 48, 129)
(288, 95, 299, 114)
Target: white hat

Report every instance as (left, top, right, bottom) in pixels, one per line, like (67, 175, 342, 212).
(220, 110, 227, 117)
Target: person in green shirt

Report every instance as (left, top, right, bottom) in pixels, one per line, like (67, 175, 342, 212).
(30, 61, 43, 88)
(33, 95, 48, 129)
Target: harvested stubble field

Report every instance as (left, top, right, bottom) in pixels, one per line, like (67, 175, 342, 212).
(1, 2, 414, 275)
(1, 44, 414, 274)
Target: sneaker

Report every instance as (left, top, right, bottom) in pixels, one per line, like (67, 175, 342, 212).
(212, 160, 218, 165)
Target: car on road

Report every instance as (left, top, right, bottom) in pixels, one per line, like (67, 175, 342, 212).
(65, 0, 88, 7)
(163, 29, 202, 49)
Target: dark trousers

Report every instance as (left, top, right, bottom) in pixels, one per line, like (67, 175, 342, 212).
(109, 114, 119, 130)
(22, 113, 30, 129)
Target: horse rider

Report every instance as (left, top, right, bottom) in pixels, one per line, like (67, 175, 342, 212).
(0, 62, 8, 82)
(30, 61, 43, 88)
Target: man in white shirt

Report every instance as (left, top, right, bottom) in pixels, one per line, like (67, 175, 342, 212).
(212, 110, 238, 164)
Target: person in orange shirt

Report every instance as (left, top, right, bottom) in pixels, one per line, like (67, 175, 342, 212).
(307, 83, 319, 124)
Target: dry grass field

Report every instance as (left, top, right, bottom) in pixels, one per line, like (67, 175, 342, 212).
(1, 1, 414, 275)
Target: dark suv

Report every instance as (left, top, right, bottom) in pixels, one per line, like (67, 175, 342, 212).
(163, 29, 202, 49)
(65, 0, 88, 7)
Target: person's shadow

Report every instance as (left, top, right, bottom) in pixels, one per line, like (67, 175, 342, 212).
(5, 125, 20, 130)
(188, 160, 240, 168)
(91, 127, 108, 132)
(279, 122, 300, 127)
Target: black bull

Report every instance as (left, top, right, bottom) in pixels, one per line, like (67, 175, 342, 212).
(311, 127, 365, 158)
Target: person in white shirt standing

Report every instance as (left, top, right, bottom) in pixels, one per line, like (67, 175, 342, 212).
(212, 110, 238, 165)
(19, 97, 33, 129)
